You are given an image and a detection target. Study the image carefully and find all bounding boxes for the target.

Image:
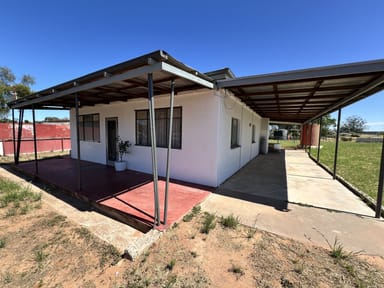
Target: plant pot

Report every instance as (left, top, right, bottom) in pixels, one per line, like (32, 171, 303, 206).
(114, 161, 126, 172)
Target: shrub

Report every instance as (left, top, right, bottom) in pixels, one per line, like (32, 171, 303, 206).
(200, 213, 216, 234)
(220, 214, 240, 229)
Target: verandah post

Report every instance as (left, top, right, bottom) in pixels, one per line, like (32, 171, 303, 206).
(163, 80, 175, 225)
(32, 106, 38, 174)
(333, 108, 342, 180)
(75, 93, 82, 191)
(148, 73, 160, 227)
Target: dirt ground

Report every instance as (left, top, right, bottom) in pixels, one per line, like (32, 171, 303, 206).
(1, 182, 384, 288)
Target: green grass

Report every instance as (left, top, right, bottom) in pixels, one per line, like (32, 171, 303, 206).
(269, 139, 300, 149)
(310, 140, 383, 205)
(0, 178, 42, 213)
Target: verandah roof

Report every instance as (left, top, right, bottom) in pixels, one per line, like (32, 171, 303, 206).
(217, 59, 384, 123)
(7, 50, 214, 110)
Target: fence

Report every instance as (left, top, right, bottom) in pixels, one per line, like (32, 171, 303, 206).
(0, 137, 71, 156)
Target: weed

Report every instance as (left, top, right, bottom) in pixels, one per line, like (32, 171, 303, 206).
(294, 262, 304, 274)
(172, 222, 178, 229)
(20, 203, 31, 215)
(182, 213, 194, 222)
(183, 205, 201, 222)
(220, 214, 240, 229)
(35, 249, 48, 267)
(329, 238, 349, 261)
(99, 244, 121, 268)
(75, 227, 92, 242)
(165, 274, 177, 287)
(166, 259, 176, 271)
(0, 238, 6, 248)
(192, 205, 201, 214)
(246, 227, 257, 239)
(2, 272, 12, 284)
(5, 207, 17, 217)
(32, 192, 42, 202)
(228, 264, 244, 277)
(314, 228, 359, 262)
(200, 212, 216, 234)
(43, 214, 67, 227)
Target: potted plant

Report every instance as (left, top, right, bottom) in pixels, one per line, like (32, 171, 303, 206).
(114, 136, 131, 171)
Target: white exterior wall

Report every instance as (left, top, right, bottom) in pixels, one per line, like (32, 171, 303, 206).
(216, 90, 268, 185)
(70, 90, 220, 187)
(70, 88, 268, 187)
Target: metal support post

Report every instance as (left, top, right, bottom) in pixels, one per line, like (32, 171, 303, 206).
(317, 116, 322, 163)
(12, 109, 16, 163)
(148, 73, 160, 226)
(75, 94, 82, 191)
(163, 80, 175, 225)
(304, 125, 307, 152)
(15, 109, 24, 164)
(333, 108, 342, 180)
(375, 135, 384, 218)
(308, 122, 313, 155)
(32, 106, 38, 174)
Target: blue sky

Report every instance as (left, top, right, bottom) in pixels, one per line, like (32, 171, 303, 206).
(1, 0, 383, 130)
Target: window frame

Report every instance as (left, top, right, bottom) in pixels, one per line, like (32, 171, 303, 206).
(252, 124, 256, 143)
(231, 117, 240, 149)
(78, 113, 100, 142)
(135, 106, 182, 149)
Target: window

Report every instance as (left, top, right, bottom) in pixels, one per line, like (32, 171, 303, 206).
(252, 124, 256, 143)
(231, 117, 240, 148)
(78, 113, 100, 142)
(135, 107, 182, 149)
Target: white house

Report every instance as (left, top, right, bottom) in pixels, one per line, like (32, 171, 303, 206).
(69, 73, 269, 187)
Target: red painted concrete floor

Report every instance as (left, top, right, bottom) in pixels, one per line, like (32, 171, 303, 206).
(16, 157, 212, 232)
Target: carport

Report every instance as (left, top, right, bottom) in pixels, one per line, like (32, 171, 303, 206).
(216, 59, 384, 217)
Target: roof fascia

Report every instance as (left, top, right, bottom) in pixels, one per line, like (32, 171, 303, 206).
(217, 59, 384, 88)
(161, 62, 214, 89)
(10, 62, 163, 109)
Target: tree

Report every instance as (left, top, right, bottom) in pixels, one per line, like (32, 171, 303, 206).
(320, 114, 336, 137)
(0, 66, 35, 118)
(340, 115, 367, 134)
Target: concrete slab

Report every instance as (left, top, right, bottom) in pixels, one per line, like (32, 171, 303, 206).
(286, 150, 375, 216)
(202, 149, 384, 256)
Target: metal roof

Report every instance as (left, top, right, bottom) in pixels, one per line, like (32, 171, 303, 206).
(8, 50, 214, 110)
(217, 59, 384, 123)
